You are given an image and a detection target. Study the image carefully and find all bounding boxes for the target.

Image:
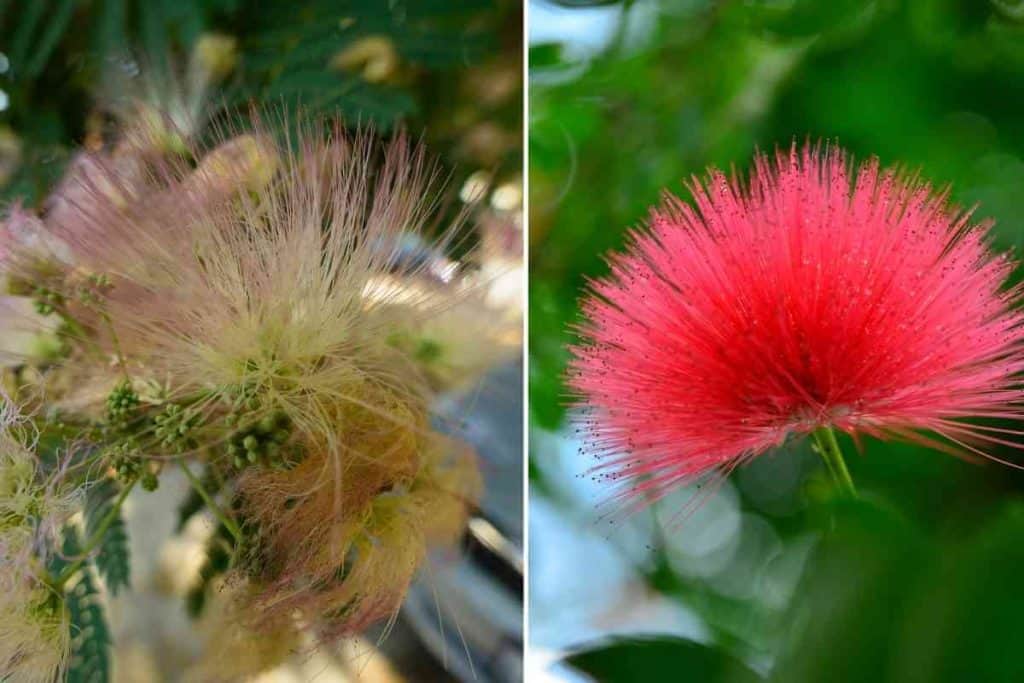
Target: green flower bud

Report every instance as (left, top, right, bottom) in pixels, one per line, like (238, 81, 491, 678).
(257, 414, 277, 434)
(141, 472, 159, 491)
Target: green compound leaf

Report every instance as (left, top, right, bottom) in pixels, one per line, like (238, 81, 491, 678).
(84, 479, 131, 596)
(66, 570, 113, 683)
(57, 527, 113, 683)
(46, 523, 79, 578)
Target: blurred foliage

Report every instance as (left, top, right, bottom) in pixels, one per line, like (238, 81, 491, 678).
(771, 497, 1024, 683)
(0, 0, 521, 204)
(84, 479, 131, 597)
(531, 0, 1024, 680)
(562, 498, 1024, 682)
(567, 635, 759, 682)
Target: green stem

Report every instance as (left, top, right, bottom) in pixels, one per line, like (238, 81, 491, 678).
(53, 478, 137, 589)
(811, 426, 857, 498)
(178, 460, 242, 542)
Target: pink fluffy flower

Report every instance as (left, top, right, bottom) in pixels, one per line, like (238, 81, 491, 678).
(568, 144, 1024, 505)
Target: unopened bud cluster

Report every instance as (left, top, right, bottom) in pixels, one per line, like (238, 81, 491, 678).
(224, 410, 293, 470)
(154, 403, 200, 453)
(105, 382, 139, 422)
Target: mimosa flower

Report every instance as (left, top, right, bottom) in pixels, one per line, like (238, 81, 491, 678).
(0, 296, 62, 368)
(0, 202, 69, 276)
(6, 115, 487, 638)
(0, 398, 74, 683)
(0, 574, 69, 683)
(185, 578, 300, 683)
(73, 124, 453, 442)
(0, 397, 78, 564)
(100, 33, 239, 153)
(42, 150, 146, 234)
(236, 432, 480, 639)
(569, 144, 1024, 505)
(369, 271, 521, 392)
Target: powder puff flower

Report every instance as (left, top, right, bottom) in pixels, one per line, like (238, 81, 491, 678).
(0, 296, 62, 368)
(569, 144, 1024, 505)
(0, 202, 70, 278)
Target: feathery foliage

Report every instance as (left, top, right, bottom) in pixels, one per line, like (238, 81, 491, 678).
(0, 0, 518, 203)
(84, 480, 130, 596)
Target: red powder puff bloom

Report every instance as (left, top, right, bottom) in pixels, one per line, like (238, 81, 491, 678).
(568, 144, 1024, 506)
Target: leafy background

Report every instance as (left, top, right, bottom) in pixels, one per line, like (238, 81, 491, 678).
(529, 1, 1024, 681)
(0, 0, 522, 204)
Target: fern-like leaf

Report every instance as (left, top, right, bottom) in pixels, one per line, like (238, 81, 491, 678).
(85, 479, 131, 596)
(66, 568, 113, 683)
(24, 0, 77, 78)
(53, 526, 113, 683)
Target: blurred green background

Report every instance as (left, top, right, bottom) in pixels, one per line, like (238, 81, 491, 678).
(528, 1, 1024, 681)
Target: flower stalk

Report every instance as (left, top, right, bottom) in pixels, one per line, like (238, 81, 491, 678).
(178, 459, 241, 543)
(811, 426, 857, 498)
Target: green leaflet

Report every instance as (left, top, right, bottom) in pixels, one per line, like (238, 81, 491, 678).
(567, 636, 761, 683)
(85, 480, 131, 596)
(66, 567, 113, 683)
(52, 527, 113, 683)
